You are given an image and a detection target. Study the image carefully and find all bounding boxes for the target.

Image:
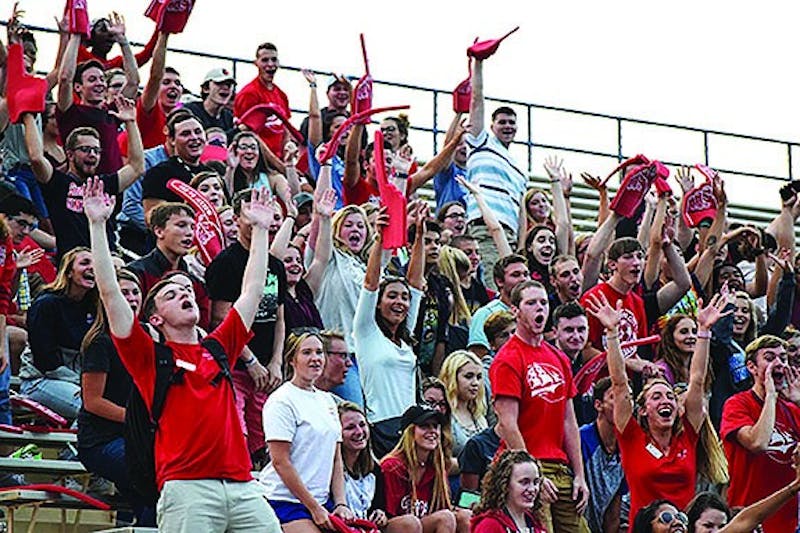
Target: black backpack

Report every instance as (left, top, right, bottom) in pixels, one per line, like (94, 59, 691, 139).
(124, 337, 234, 506)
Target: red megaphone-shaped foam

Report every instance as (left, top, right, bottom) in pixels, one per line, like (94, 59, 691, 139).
(467, 26, 519, 60)
(318, 105, 410, 164)
(374, 130, 407, 250)
(237, 103, 305, 145)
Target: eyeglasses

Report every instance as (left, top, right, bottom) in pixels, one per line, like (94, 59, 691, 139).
(425, 400, 448, 410)
(655, 510, 688, 526)
(10, 217, 37, 231)
(73, 146, 101, 155)
(380, 126, 398, 133)
(237, 143, 259, 152)
(444, 212, 466, 219)
(291, 326, 321, 335)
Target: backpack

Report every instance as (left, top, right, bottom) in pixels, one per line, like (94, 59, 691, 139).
(124, 337, 234, 506)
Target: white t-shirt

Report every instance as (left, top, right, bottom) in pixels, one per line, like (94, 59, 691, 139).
(260, 382, 342, 504)
(313, 247, 367, 352)
(353, 285, 423, 423)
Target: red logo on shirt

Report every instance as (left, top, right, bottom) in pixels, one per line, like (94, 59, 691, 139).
(525, 363, 565, 403)
(66, 182, 86, 213)
(766, 425, 797, 464)
(604, 308, 638, 358)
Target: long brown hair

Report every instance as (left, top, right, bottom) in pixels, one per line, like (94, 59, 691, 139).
(338, 402, 375, 479)
(80, 268, 141, 354)
(657, 314, 713, 390)
(381, 423, 451, 513)
(473, 450, 543, 515)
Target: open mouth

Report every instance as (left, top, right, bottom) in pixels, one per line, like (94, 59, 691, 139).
(180, 238, 194, 249)
(657, 405, 674, 419)
(181, 300, 193, 310)
(166, 89, 181, 101)
(533, 314, 545, 325)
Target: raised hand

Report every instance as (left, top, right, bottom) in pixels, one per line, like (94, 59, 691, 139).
(241, 188, 276, 229)
(783, 364, 800, 404)
(415, 202, 431, 233)
(83, 177, 116, 223)
(108, 96, 136, 123)
(301, 68, 316, 85)
(373, 206, 390, 235)
(543, 155, 565, 182)
(393, 145, 413, 174)
(696, 293, 733, 330)
(712, 173, 727, 205)
(14, 247, 44, 269)
(769, 248, 795, 273)
(584, 292, 622, 330)
(580, 172, 606, 192)
(283, 141, 299, 167)
(107, 12, 127, 43)
(226, 145, 240, 169)
(676, 166, 695, 194)
(456, 176, 480, 196)
(314, 189, 336, 218)
(7, 3, 25, 45)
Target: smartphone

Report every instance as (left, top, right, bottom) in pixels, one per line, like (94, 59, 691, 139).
(457, 490, 480, 509)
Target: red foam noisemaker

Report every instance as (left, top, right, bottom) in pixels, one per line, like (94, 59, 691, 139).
(467, 26, 519, 60)
(6, 44, 48, 124)
(318, 105, 410, 164)
(452, 58, 472, 113)
(64, 0, 90, 38)
(145, 0, 194, 34)
(681, 164, 718, 228)
(351, 34, 373, 122)
(374, 130, 407, 250)
(603, 155, 669, 218)
(167, 179, 224, 265)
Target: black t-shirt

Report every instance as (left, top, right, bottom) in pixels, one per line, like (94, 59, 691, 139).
(28, 291, 96, 374)
(183, 101, 235, 139)
(205, 243, 286, 366)
(40, 170, 119, 260)
(462, 276, 490, 315)
(77, 333, 133, 448)
(457, 426, 501, 483)
(141, 156, 207, 203)
(414, 272, 452, 376)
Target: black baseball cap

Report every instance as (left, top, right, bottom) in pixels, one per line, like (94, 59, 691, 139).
(400, 405, 445, 432)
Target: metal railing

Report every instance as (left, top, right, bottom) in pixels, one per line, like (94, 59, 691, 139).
(18, 22, 799, 187)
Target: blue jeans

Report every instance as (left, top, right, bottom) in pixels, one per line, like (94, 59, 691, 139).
(330, 356, 363, 407)
(9, 166, 49, 218)
(78, 437, 155, 526)
(0, 362, 11, 426)
(20, 377, 81, 420)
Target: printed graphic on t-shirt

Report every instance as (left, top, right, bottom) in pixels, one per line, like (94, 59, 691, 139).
(400, 494, 429, 518)
(418, 299, 439, 371)
(765, 423, 797, 464)
(525, 362, 566, 403)
(66, 182, 86, 213)
(265, 115, 282, 134)
(254, 271, 279, 323)
(602, 308, 638, 357)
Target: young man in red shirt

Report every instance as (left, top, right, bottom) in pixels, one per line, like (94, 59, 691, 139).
(722, 335, 800, 533)
(234, 42, 290, 158)
(85, 178, 280, 532)
(490, 280, 589, 532)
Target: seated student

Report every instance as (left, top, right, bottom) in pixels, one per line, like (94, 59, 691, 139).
(126, 202, 211, 329)
(381, 405, 469, 533)
(20, 247, 97, 419)
(261, 330, 353, 531)
(77, 268, 154, 526)
(457, 423, 501, 493)
(470, 450, 547, 533)
(315, 330, 353, 399)
(438, 351, 488, 457)
(85, 178, 280, 531)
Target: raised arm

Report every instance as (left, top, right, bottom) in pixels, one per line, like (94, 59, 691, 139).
(57, 33, 81, 112)
(363, 208, 388, 291)
(685, 294, 729, 431)
(84, 177, 133, 338)
(543, 156, 573, 256)
(302, 69, 323, 148)
(140, 32, 169, 113)
(468, 59, 484, 137)
(406, 119, 466, 195)
(111, 96, 145, 189)
(581, 212, 620, 293)
(304, 189, 336, 295)
(406, 204, 428, 291)
(767, 184, 800, 260)
(458, 176, 512, 258)
(22, 113, 53, 184)
(343, 123, 364, 188)
(44, 15, 69, 91)
(642, 194, 664, 289)
(735, 361, 778, 452)
(585, 292, 632, 432)
(655, 241, 692, 313)
(106, 13, 140, 99)
(581, 172, 610, 226)
(232, 189, 276, 329)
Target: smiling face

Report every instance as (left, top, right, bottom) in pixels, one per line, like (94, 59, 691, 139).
(529, 228, 556, 266)
(378, 281, 411, 328)
(732, 296, 751, 337)
(322, 337, 351, 388)
(282, 246, 305, 286)
(456, 361, 483, 403)
(552, 258, 583, 301)
(651, 503, 688, 533)
(218, 208, 238, 246)
(527, 191, 551, 222)
(119, 279, 142, 316)
(337, 212, 368, 254)
(327, 82, 351, 111)
(717, 265, 744, 293)
(207, 79, 235, 106)
(291, 336, 325, 385)
(672, 317, 698, 354)
(380, 119, 401, 151)
(235, 136, 260, 170)
(643, 382, 678, 433)
(159, 71, 183, 111)
(68, 134, 101, 178)
(413, 422, 441, 453)
(69, 251, 95, 291)
(155, 213, 195, 258)
(514, 285, 549, 337)
(340, 409, 370, 454)
(554, 315, 588, 356)
(441, 204, 466, 235)
(255, 47, 279, 85)
(196, 177, 224, 208)
(75, 66, 107, 107)
(172, 118, 206, 164)
(491, 112, 517, 146)
(506, 462, 542, 514)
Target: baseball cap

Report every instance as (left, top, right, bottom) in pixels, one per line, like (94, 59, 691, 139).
(203, 67, 236, 85)
(400, 405, 445, 432)
(294, 192, 313, 208)
(326, 74, 351, 90)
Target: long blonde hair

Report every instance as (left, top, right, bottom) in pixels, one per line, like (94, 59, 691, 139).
(439, 350, 487, 422)
(331, 205, 372, 262)
(437, 246, 471, 326)
(382, 424, 451, 513)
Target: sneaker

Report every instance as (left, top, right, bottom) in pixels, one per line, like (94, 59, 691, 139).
(9, 444, 40, 461)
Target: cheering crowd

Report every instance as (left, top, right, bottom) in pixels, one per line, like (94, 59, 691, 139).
(0, 2, 799, 532)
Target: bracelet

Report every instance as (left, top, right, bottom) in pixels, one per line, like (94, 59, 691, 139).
(606, 334, 619, 341)
(309, 82, 317, 88)
(396, 172, 409, 179)
(334, 503, 348, 510)
(697, 330, 711, 339)
(243, 357, 258, 368)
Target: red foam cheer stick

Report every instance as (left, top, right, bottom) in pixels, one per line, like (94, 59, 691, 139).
(318, 104, 410, 164)
(374, 130, 407, 250)
(573, 335, 661, 395)
(467, 26, 519, 60)
(167, 179, 224, 265)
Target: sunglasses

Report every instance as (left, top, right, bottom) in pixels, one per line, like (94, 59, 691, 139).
(656, 510, 688, 526)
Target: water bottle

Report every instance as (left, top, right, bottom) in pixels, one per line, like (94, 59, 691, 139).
(17, 268, 30, 312)
(728, 340, 751, 389)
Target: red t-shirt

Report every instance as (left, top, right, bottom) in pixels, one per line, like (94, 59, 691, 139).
(0, 236, 17, 316)
(617, 416, 698, 524)
(721, 391, 800, 533)
(381, 455, 436, 517)
(489, 335, 576, 463)
(233, 77, 290, 158)
(580, 282, 647, 356)
(111, 310, 253, 489)
(14, 236, 56, 284)
(343, 176, 380, 207)
(118, 98, 167, 155)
